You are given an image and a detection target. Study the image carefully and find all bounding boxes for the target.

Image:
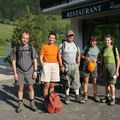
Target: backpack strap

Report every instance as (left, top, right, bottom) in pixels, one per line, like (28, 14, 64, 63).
(83, 46, 90, 56)
(16, 44, 20, 61)
(16, 44, 34, 72)
(113, 46, 117, 65)
(29, 44, 33, 60)
(61, 40, 68, 64)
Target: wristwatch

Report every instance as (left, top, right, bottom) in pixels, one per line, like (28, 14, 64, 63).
(34, 70, 37, 72)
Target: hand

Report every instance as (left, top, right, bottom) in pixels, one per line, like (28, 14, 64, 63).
(14, 73, 19, 81)
(115, 71, 119, 77)
(60, 66, 65, 73)
(92, 59, 97, 63)
(41, 63, 45, 68)
(85, 57, 89, 61)
(33, 71, 37, 80)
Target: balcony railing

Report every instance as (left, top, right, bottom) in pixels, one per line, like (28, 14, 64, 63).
(40, 0, 73, 10)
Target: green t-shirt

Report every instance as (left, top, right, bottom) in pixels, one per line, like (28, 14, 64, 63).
(103, 47, 119, 64)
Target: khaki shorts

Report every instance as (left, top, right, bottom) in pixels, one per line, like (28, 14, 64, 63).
(103, 64, 116, 84)
(82, 63, 98, 78)
(63, 63, 80, 89)
(41, 62, 60, 82)
(16, 72, 35, 85)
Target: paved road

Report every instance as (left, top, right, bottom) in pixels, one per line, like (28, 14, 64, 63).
(0, 56, 13, 81)
(0, 56, 120, 120)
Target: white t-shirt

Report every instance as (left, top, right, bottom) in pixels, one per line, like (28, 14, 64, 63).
(59, 41, 80, 64)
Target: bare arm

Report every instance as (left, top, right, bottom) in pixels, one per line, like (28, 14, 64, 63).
(57, 52, 63, 67)
(40, 55, 44, 68)
(57, 52, 65, 73)
(12, 60, 19, 81)
(81, 54, 88, 61)
(76, 52, 81, 66)
(32, 58, 38, 80)
(115, 55, 119, 76)
(33, 59, 37, 71)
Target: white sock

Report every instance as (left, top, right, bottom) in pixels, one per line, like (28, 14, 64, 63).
(106, 94, 110, 97)
(75, 89, 79, 96)
(112, 96, 115, 99)
(65, 88, 70, 96)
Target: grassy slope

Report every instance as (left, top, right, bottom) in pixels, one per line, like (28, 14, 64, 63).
(0, 23, 15, 40)
(0, 23, 15, 56)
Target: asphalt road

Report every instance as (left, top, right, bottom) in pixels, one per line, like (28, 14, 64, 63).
(0, 56, 120, 120)
(0, 79, 120, 120)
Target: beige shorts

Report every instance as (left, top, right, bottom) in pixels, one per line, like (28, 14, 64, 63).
(41, 62, 60, 82)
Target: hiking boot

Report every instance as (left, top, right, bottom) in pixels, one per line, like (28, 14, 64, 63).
(94, 95, 101, 102)
(43, 96, 48, 112)
(109, 98, 116, 106)
(101, 96, 110, 103)
(30, 100, 37, 112)
(82, 95, 88, 103)
(65, 95, 70, 104)
(75, 95, 86, 104)
(16, 101, 24, 113)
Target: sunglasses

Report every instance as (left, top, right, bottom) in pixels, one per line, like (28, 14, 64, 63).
(67, 34, 74, 37)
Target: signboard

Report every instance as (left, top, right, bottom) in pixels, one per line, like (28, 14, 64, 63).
(62, 0, 120, 19)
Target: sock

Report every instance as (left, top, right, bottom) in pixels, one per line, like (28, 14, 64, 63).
(65, 88, 70, 96)
(106, 94, 110, 97)
(112, 96, 115, 99)
(75, 89, 79, 96)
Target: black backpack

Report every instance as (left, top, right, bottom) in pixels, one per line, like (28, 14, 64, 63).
(16, 44, 33, 72)
(79, 46, 90, 71)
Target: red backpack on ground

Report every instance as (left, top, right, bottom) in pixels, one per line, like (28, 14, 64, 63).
(47, 91, 62, 113)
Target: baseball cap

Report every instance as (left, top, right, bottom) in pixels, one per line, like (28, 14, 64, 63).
(66, 30, 74, 36)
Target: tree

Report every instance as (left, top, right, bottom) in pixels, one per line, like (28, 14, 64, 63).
(11, 7, 42, 50)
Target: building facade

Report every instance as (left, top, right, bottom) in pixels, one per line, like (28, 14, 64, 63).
(40, 0, 120, 50)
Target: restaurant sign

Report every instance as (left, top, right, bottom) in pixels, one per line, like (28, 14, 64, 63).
(62, 0, 120, 19)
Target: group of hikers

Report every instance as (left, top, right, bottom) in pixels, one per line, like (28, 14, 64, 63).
(12, 30, 120, 113)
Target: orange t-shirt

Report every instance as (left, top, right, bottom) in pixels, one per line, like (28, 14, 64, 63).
(40, 44, 59, 63)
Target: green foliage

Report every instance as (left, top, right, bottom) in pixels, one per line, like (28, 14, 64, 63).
(0, 0, 40, 20)
(35, 14, 70, 44)
(11, 7, 42, 49)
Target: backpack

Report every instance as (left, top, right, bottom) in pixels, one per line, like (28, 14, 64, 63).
(101, 46, 117, 65)
(16, 44, 33, 72)
(47, 91, 62, 113)
(80, 46, 90, 71)
(87, 60, 96, 73)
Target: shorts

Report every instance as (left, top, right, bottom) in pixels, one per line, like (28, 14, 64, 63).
(63, 63, 80, 89)
(16, 72, 35, 85)
(41, 62, 60, 82)
(103, 64, 116, 84)
(82, 63, 98, 78)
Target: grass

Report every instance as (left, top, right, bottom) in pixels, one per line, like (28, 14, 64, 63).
(0, 23, 15, 56)
(0, 45, 6, 56)
(0, 23, 15, 40)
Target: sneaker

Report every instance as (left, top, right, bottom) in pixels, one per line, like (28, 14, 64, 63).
(30, 100, 37, 112)
(65, 95, 70, 104)
(83, 95, 88, 101)
(109, 98, 116, 106)
(75, 95, 86, 104)
(16, 101, 24, 113)
(94, 95, 100, 102)
(101, 96, 110, 103)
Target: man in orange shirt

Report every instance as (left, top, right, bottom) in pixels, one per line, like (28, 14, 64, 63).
(40, 32, 62, 111)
